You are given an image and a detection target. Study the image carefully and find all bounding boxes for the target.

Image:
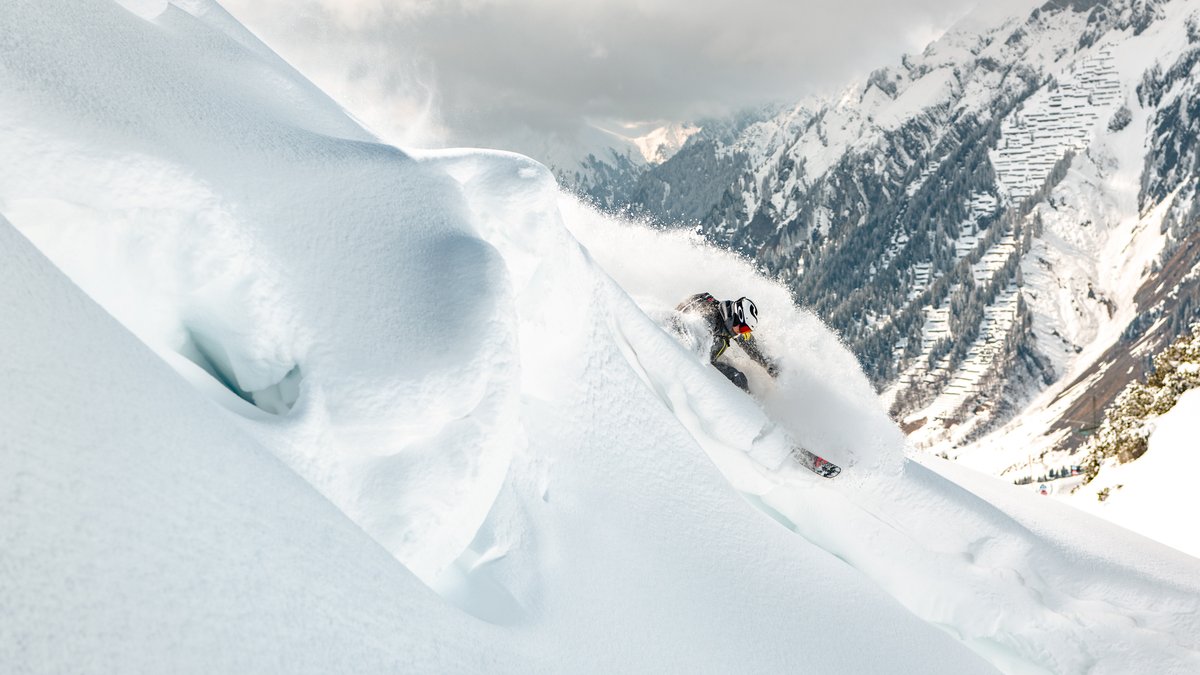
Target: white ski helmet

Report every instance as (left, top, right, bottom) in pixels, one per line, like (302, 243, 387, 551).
(721, 297, 759, 335)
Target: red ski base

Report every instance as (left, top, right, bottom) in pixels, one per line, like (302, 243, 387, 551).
(790, 446, 842, 478)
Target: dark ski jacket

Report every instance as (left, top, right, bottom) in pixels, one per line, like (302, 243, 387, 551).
(676, 292, 776, 374)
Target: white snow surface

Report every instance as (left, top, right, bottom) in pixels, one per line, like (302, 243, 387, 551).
(0, 214, 518, 673)
(1065, 389, 1200, 560)
(3, 1, 1200, 673)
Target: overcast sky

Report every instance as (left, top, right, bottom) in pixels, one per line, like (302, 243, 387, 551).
(222, 0, 1034, 152)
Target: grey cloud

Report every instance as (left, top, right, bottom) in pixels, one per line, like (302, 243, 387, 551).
(222, 0, 1037, 150)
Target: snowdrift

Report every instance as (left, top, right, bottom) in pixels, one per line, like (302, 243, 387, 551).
(2, 1, 1199, 673)
(0, 215, 524, 672)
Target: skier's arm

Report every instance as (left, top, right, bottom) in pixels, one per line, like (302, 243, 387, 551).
(736, 335, 779, 377)
(676, 292, 714, 313)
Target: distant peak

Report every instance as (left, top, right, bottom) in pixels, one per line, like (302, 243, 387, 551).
(630, 123, 702, 164)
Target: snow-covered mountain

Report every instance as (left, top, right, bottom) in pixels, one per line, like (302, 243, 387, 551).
(497, 120, 701, 211)
(492, 121, 646, 193)
(4, 1, 1200, 673)
(586, 0, 1200, 471)
(629, 121, 702, 164)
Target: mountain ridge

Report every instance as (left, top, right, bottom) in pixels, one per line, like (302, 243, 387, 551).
(565, 0, 1200, 476)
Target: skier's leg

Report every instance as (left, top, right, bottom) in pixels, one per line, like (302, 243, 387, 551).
(713, 362, 749, 392)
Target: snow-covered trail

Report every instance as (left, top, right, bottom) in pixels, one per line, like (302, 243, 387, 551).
(2, 0, 522, 584)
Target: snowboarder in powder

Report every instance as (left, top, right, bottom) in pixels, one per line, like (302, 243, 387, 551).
(676, 293, 779, 392)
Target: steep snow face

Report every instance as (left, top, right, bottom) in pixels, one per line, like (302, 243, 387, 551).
(408, 155, 995, 671)
(1, 0, 519, 583)
(0, 216, 524, 672)
(5, 2, 1200, 674)
(563, 203, 1200, 675)
(0, 1, 997, 672)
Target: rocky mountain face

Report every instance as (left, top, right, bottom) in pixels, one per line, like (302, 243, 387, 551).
(1077, 321, 1200, 481)
(563, 0, 1200, 463)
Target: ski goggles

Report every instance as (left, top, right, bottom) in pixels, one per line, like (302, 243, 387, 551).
(733, 323, 753, 336)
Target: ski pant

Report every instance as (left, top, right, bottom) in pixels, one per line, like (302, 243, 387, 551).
(713, 361, 749, 392)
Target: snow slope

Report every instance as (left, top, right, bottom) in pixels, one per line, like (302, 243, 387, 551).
(566, 206, 1200, 675)
(2, 0, 520, 584)
(1066, 388, 1200, 559)
(0, 1, 990, 672)
(0, 215, 524, 673)
(3, 1, 1199, 673)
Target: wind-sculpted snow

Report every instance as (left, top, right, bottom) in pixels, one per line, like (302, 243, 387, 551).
(408, 150, 995, 670)
(3, 1, 1199, 673)
(0, 216, 522, 672)
(1, 0, 521, 584)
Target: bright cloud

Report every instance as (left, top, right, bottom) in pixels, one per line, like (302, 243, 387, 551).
(221, 0, 1038, 150)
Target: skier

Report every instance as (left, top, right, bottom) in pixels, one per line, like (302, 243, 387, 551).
(676, 293, 779, 392)
(674, 293, 840, 478)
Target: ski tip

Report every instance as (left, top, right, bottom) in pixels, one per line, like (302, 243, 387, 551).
(811, 456, 842, 478)
(790, 446, 843, 478)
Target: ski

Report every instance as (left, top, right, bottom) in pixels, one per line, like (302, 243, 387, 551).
(790, 446, 841, 478)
